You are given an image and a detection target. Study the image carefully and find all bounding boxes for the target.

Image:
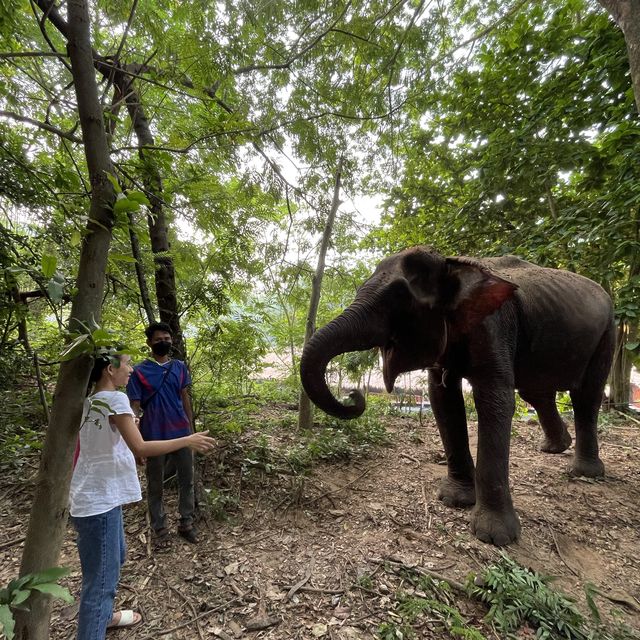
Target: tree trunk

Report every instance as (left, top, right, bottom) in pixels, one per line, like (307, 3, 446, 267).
(610, 319, 636, 409)
(115, 76, 185, 358)
(598, 0, 640, 112)
(10, 284, 32, 356)
(128, 211, 156, 324)
(15, 1, 116, 637)
(33, 0, 183, 356)
(298, 159, 343, 430)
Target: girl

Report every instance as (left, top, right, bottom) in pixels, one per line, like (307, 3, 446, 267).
(69, 353, 215, 639)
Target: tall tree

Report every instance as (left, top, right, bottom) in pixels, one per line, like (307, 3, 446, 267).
(15, 0, 117, 636)
(598, 0, 640, 111)
(299, 158, 343, 430)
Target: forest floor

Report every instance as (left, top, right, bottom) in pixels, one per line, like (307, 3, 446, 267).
(2, 404, 640, 639)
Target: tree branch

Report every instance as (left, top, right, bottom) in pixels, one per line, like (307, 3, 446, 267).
(234, 1, 353, 74)
(0, 110, 83, 143)
(0, 51, 68, 59)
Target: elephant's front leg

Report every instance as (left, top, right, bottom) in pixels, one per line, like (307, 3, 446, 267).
(471, 382, 521, 546)
(428, 371, 476, 507)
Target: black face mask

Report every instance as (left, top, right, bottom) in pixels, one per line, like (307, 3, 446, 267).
(151, 341, 172, 357)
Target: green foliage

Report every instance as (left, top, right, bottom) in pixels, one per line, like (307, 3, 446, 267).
(378, 574, 487, 640)
(201, 486, 238, 521)
(59, 325, 143, 364)
(286, 413, 389, 472)
(462, 391, 477, 421)
(190, 309, 270, 400)
(556, 392, 573, 416)
(0, 567, 73, 640)
(471, 555, 639, 640)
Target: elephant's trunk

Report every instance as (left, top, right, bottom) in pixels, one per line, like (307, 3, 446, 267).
(300, 306, 382, 419)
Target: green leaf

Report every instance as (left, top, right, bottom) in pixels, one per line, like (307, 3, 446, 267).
(10, 590, 29, 607)
(28, 567, 70, 586)
(60, 334, 92, 361)
(30, 583, 73, 603)
(109, 253, 138, 263)
(91, 328, 115, 345)
(625, 342, 639, 351)
(6, 576, 30, 593)
(41, 255, 57, 278)
(0, 603, 15, 640)
(47, 272, 65, 303)
(113, 198, 140, 215)
(105, 172, 122, 194)
(126, 190, 150, 206)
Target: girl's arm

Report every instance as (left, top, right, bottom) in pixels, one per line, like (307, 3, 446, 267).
(112, 414, 215, 457)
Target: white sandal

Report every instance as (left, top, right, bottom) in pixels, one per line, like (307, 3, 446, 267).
(107, 610, 142, 629)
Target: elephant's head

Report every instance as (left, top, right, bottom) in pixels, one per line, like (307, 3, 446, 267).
(300, 247, 517, 419)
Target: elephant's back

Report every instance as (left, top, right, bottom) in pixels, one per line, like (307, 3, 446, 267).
(482, 258, 613, 388)
(481, 257, 611, 317)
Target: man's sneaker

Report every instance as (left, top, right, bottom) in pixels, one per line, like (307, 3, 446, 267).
(178, 527, 198, 543)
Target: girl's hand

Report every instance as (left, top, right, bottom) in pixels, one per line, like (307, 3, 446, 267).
(187, 432, 216, 453)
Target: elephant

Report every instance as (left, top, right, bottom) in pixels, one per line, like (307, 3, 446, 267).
(300, 247, 615, 546)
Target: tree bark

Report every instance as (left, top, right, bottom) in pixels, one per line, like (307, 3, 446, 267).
(610, 319, 635, 409)
(15, 1, 116, 637)
(33, 0, 184, 357)
(114, 75, 185, 358)
(128, 211, 156, 324)
(598, 0, 640, 112)
(298, 159, 343, 430)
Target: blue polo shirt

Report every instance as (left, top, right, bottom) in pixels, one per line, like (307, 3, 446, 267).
(126, 359, 192, 440)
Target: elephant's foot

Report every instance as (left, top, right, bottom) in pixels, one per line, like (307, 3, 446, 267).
(540, 429, 572, 454)
(470, 505, 521, 546)
(568, 456, 604, 478)
(437, 477, 476, 508)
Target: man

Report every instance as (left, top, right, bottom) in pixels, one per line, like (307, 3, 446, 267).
(127, 322, 198, 545)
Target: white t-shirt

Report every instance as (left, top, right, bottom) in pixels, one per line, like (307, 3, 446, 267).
(69, 390, 142, 517)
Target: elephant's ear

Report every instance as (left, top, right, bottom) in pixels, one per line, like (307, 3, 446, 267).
(444, 257, 518, 332)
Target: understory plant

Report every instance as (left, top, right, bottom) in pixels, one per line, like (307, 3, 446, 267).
(378, 573, 487, 639)
(471, 555, 639, 640)
(0, 567, 73, 639)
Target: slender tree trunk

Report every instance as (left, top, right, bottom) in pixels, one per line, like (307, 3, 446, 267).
(33, 1, 182, 354)
(128, 211, 156, 324)
(298, 159, 343, 430)
(610, 319, 635, 409)
(15, 1, 116, 637)
(33, 351, 50, 424)
(598, 0, 640, 112)
(10, 284, 32, 355)
(114, 76, 185, 358)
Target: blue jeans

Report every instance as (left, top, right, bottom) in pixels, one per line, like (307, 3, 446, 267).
(72, 506, 126, 640)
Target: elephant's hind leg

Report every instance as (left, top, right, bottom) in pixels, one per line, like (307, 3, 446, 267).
(428, 371, 476, 507)
(568, 328, 613, 478)
(518, 389, 572, 453)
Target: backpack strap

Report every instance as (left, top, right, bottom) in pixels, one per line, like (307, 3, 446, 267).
(140, 360, 175, 411)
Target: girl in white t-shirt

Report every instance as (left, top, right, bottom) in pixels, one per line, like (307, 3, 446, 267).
(70, 353, 215, 639)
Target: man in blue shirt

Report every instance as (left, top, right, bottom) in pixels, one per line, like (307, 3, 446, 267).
(127, 322, 198, 545)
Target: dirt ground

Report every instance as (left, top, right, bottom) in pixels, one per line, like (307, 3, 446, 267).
(2, 406, 640, 639)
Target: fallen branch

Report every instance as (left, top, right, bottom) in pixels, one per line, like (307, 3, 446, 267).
(285, 555, 314, 601)
(281, 584, 345, 595)
(137, 596, 245, 639)
(304, 462, 382, 506)
(547, 525, 580, 577)
(0, 536, 25, 552)
(371, 556, 468, 595)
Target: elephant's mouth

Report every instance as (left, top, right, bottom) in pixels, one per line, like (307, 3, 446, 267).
(381, 333, 443, 393)
(381, 342, 401, 393)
